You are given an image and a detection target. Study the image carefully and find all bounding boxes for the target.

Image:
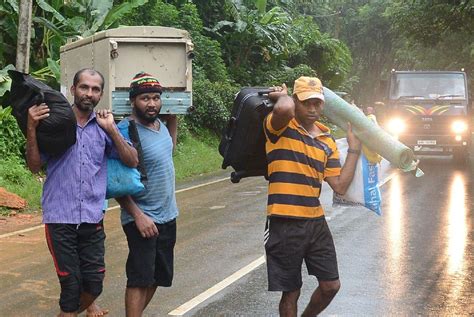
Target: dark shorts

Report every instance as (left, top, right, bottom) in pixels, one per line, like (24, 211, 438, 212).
(45, 222, 106, 312)
(264, 217, 339, 292)
(122, 218, 177, 288)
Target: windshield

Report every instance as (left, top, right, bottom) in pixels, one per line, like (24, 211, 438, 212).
(389, 73, 467, 100)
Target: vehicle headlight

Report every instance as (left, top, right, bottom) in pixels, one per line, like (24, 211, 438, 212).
(451, 120, 468, 134)
(386, 118, 406, 135)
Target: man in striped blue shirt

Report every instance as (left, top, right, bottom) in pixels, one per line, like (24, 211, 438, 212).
(116, 72, 178, 317)
(26, 68, 138, 317)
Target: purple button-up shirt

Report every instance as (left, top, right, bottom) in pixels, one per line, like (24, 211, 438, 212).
(41, 112, 116, 224)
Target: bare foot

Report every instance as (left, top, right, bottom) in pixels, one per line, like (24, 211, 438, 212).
(86, 302, 109, 317)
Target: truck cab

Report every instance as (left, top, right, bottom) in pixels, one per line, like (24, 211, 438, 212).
(382, 70, 470, 162)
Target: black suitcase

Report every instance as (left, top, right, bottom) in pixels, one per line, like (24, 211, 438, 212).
(219, 87, 274, 183)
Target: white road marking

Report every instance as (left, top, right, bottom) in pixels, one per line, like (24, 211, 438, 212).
(175, 177, 229, 193)
(0, 177, 229, 239)
(0, 225, 45, 239)
(168, 256, 266, 316)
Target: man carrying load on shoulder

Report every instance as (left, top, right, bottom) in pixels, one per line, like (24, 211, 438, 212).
(26, 68, 138, 317)
(263, 76, 361, 317)
(115, 72, 178, 317)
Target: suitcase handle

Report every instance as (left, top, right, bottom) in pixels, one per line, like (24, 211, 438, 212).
(224, 116, 236, 140)
(258, 90, 276, 110)
(258, 89, 274, 96)
(230, 169, 267, 183)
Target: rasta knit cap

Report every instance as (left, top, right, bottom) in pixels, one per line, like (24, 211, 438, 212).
(129, 71, 163, 98)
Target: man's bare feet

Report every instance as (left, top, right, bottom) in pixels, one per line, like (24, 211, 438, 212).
(86, 302, 109, 317)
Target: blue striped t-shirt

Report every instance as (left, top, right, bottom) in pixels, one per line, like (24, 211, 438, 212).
(117, 118, 178, 225)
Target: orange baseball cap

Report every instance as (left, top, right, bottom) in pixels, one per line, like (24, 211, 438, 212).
(293, 76, 325, 102)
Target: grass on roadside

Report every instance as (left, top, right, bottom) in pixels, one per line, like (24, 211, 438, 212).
(173, 130, 222, 181)
(0, 158, 42, 215)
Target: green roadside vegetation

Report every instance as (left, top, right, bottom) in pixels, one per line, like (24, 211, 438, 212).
(0, 105, 40, 215)
(0, 158, 43, 215)
(174, 129, 222, 181)
(0, 130, 222, 216)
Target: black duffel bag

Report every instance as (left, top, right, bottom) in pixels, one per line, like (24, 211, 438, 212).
(7, 70, 77, 156)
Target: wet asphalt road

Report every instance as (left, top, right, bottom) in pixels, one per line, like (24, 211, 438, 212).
(0, 155, 473, 316)
(193, 155, 474, 316)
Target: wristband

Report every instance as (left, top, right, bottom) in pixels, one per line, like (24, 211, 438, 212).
(347, 148, 361, 155)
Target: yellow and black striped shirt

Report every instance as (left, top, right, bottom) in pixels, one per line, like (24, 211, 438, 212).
(264, 113, 341, 219)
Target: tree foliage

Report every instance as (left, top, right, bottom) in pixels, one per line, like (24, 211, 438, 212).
(288, 16, 352, 88)
(0, 0, 19, 69)
(387, 0, 472, 47)
(2, 0, 468, 138)
(387, 1, 473, 78)
(206, 1, 295, 85)
(341, 0, 393, 104)
(0, 106, 25, 160)
(306, 0, 473, 105)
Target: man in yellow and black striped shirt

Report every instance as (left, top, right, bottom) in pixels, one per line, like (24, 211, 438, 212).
(263, 76, 361, 316)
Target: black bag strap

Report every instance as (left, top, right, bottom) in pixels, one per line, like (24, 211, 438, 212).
(128, 119, 148, 185)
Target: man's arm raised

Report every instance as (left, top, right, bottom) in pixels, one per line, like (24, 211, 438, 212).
(268, 84, 295, 131)
(26, 104, 49, 173)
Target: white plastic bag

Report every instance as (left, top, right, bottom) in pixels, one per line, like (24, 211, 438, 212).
(333, 148, 382, 215)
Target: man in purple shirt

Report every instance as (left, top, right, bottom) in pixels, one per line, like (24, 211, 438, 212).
(26, 68, 138, 317)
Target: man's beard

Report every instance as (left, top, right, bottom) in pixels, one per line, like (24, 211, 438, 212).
(74, 97, 96, 112)
(134, 107, 159, 123)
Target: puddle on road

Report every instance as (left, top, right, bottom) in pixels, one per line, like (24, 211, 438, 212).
(238, 191, 261, 196)
(209, 206, 226, 210)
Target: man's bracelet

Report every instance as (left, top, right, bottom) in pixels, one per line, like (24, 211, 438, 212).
(347, 148, 361, 155)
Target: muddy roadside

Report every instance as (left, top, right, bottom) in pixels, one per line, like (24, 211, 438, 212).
(0, 212, 43, 236)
